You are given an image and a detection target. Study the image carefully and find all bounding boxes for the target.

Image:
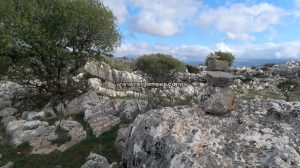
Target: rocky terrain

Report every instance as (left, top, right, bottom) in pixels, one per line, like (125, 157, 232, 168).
(0, 58, 300, 168)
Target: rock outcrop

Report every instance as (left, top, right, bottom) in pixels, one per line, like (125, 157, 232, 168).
(5, 119, 86, 154)
(272, 61, 300, 78)
(116, 100, 300, 168)
(84, 61, 144, 83)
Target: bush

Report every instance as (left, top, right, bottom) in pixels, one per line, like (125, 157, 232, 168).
(186, 64, 200, 73)
(205, 51, 235, 66)
(135, 53, 185, 82)
(277, 79, 299, 102)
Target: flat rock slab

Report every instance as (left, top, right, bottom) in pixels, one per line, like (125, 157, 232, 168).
(207, 59, 229, 71)
(207, 71, 234, 87)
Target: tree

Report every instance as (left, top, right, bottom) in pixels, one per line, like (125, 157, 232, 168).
(205, 51, 235, 66)
(277, 79, 299, 102)
(135, 53, 186, 82)
(0, 0, 121, 130)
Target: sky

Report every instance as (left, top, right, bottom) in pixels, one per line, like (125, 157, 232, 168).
(102, 0, 300, 63)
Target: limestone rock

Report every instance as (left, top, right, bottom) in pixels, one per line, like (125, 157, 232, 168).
(84, 61, 114, 82)
(112, 99, 148, 121)
(5, 119, 86, 154)
(1, 116, 16, 127)
(81, 152, 110, 168)
(65, 91, 111, 115)
(206, 71, 234, 87)
(117, 102, 300, 168)
(22, 111, 45, 121)
(84, 61, 143, 83)
(198, 86, 236, 115)
(0, 98, 11, 111)
(84, 113, 120, 138)
(0, 108, 18, 118)
(207, 59, 229, 71)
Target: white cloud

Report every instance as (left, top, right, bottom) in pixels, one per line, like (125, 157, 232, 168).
(114, 41, 300, 62)
(102, 0, 128, 23)
(198, 3, 283, 41)
(129, 0, 202, 36)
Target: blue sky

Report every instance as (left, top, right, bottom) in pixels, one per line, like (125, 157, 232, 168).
(102, 0, 300, 62)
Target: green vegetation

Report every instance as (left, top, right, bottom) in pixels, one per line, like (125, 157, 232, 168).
(277, 79, 299, 102)
(0, 0, 121, 135)
(0, 113, 121, 168)
(0, 0, 121, 109)
(205, 51, 235, 66)
(186, 64, 200, 74)
(135, 53, 186, 82)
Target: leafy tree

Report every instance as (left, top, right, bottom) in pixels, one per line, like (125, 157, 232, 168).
(0, 0, 121, 130)
(205, 51, 235, 66)
(277, 79, 299, 102)
(135, 53, 185, 82)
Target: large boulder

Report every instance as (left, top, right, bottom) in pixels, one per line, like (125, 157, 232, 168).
(65, 91, 114, 115)
(66, 91, 121, 137)
(84, 61, 114, 82)
(206, 71, 234, 87)
(197, 86, 236, 115)
(81, 153, 110, 168)
(207, 59, 229, 71)
(116, 100, 300, 168)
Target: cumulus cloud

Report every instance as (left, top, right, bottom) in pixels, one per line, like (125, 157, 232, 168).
(129, 0, 202, 36)
(102, 0, 128, 23)
(198, 3, 283, 41)
(114, 41, 300, 62)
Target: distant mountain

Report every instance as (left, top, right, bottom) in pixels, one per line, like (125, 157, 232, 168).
(186, 58, 298, 67)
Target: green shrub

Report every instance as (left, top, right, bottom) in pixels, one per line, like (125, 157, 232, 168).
(277, 79, 299, 102)
(205, 51, 235, 66)
(135, 53, 185, 82)
(186, 64, 200, 73)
